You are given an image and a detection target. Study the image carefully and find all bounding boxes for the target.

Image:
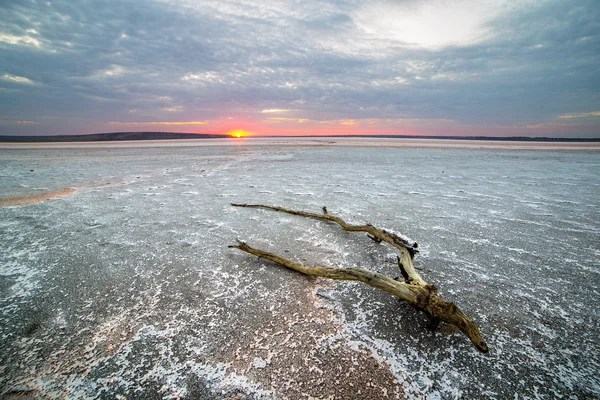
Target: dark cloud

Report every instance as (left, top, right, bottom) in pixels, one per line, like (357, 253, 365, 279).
(0, 0, 598, 136)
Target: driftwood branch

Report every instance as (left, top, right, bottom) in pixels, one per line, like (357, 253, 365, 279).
(232, 203, 424, 285)
(230, 204, 488, 353)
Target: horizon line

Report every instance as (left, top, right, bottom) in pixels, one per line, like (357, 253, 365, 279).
(1, 131, 599, 142)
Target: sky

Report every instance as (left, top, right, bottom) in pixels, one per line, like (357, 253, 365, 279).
(1, 0, 599, 138)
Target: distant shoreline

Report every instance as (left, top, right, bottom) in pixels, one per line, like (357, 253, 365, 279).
(1, 136, 599, 150)
(0, 132, 223, 143)
(0, 131, 599, 143)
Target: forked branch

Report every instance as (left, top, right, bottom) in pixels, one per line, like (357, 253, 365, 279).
(231, 203, 425, 285)
(230, 204, 488, 352)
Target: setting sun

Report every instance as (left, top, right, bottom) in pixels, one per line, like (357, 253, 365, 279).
(227, 129, 249, 138)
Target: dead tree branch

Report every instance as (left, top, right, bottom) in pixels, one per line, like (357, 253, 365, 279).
(231, 203, 424, 285)
(230, 204, 488, 353)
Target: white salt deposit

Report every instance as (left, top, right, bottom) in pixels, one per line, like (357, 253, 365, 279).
(0, 143, 598, 398)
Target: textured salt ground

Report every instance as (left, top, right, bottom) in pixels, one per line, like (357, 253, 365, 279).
(0, 146, 406, 399)
(0, 144, 599, 399)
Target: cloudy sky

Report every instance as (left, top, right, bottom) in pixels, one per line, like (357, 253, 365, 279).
(1, 0, 599, 137)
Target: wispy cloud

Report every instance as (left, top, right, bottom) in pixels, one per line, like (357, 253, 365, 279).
(3, 74, 34, 84)
(558, 111, 600, 119)
(162, 106, 183, 112)
(0, 119, 38, 124)
(261, 109, 293, 114)
(0, 33, 41, 47)
(315, 119, 360, 126)
(91, 65, 126, 78)
(266, 117, 309, 123)
(109, 121, 207, 125)
(181, 72, 224, 84)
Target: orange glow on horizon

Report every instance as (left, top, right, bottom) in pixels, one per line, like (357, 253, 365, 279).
(227, 129, 249, 138)
(206, 119, 415, 137)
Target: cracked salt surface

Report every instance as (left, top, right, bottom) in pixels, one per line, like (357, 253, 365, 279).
(0, 144, 599, 398)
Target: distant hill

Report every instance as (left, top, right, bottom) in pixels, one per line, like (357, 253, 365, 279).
(0, 132, 224, 142)
(272, 134, 600, 142)
(374, 135, 600, 142)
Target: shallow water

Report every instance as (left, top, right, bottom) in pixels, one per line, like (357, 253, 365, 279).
(1, 144, 599, 398)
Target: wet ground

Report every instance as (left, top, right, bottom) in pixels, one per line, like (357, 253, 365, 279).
(1, 143, 599, 398)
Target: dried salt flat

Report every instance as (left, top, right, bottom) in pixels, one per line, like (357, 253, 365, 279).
(0, 142, 599, 398)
